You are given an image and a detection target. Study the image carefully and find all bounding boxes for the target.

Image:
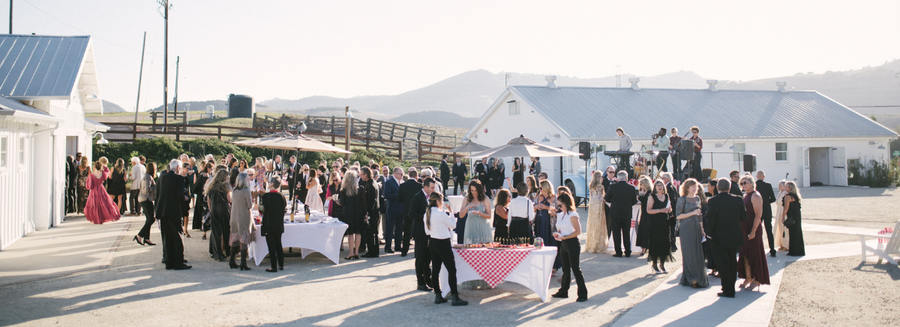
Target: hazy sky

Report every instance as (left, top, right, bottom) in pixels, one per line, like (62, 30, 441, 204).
(6, 0, 900, 111)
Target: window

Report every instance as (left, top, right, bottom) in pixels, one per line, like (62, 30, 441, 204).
(0, 136, 7, 167)
(507, 100, 519, 115)
(775, 143, 788, 161)
(19, 137, 25, 165)
(733, 143, 746, 162)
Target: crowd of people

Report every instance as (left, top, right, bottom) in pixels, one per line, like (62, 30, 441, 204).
(64, 145, 806, 303)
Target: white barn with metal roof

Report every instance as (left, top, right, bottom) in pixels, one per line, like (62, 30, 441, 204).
(0, 34, 108, 250)
(465, 77, 897, 202)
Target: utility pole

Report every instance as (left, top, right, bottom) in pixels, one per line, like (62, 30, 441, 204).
(345, 106, 351, 162)
(173, 56, 180, 116)
(9, 0, 12, 34)
(134, 32, 146, 126)
(158, 0, 171, 131)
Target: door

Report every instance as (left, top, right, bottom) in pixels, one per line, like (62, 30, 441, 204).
(831, 147, 848, 186)
(802, 147, 810, 188)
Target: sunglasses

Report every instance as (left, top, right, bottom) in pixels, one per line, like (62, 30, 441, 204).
(739, 182, 748, 186)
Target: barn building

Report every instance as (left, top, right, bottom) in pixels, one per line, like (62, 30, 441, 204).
(0, 34, 109, 250)
(465, 76, 897, 202)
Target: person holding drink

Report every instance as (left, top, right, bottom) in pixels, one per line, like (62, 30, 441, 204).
(424, 192, 469, 306)
(550, 193, 588, 302)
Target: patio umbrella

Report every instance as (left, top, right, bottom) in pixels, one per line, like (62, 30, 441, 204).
(232, 132, 352, 154)
(465, 135, 581, 158)
(449, 140, 490, 154)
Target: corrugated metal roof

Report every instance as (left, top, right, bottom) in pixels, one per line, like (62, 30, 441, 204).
(0, 35, 90, 99)
(510, 86, 898, 140)
(0, 95, 54, 117)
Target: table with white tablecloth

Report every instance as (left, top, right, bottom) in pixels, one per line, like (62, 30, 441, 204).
(439, 247, 557, 302)
(248, 213, 348, 266)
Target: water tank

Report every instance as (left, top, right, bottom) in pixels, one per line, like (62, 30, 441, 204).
(228, 94, 255, 118)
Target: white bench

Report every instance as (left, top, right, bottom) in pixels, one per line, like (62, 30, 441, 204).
(858, 219, 900, 265)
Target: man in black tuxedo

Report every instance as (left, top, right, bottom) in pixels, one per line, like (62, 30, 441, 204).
(728, 170, 742, 196)
(156, 159, 191, 270)
(605, 171, 637, 257)
(274, 155, 284, 175)
(439, 154, 451, 196)
(360, 167, 381, 258)
(286, 156, 299, 203)
(65, 155, 77, 214)
(398, 169, 421, 256)
(662, 173, 680, 252)
(296, 164, 310, 204)
(452, 157, 467, 196)
(755, 171, 777, 257)
(408, 177, 436, 292)
(706, 178, 747, 298)
(475, 159, 487, 194)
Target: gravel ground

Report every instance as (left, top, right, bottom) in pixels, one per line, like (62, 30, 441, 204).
(0, 186, 896, 326)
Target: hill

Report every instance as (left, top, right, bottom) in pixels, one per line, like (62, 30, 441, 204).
(391, 111, 479, 129)
(102, 100, 126, 113)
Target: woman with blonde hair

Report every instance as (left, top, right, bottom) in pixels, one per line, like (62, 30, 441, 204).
(534, 179, 561, 273)
(205, 170, 232, 261)
(84, 157, 121, 224)
(781, 181, 805, 256)
(338, 170, 365, 260)
(635, 176, 653, 255)
(773, 180, 789, 251)
(585, 171, 608, 253)
(229, 172, 254, 270)
(737, 174, 770, 291)
(108, 158, 128, 215)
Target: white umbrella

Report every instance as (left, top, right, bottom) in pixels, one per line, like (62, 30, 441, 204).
(465, 135, 581, 158)
(449, 140, 490, 154)
(232, 132, 352, 154)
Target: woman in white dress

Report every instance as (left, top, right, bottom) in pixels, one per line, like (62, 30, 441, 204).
(773, 180, 789, 251)
(305, 169, 324, 212)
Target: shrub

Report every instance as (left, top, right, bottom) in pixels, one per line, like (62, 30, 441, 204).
(848, 158, 899, 187)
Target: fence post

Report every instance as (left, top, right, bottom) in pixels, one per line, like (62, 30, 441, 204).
(398, 141, 403, 160)
(366, 138, 370, 152)
(132, 122, 137, 141)
(218, 127, 222, 140)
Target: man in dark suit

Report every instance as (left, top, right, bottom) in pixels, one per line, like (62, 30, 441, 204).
(398, 169, 421, 256)
(383, 167, 403, 253)
(295, 164, 310, 204)
(274, 155, 284, 175)
(728, 170, 742, 196)
(286, 156, 299, 203)
(475, 159, 488, 194)
(360, 167, 381, 258)
(756, 171, 777, 257)
(408, 177, 436, 292)
(706, 178, 747, 298)
(662, 173, 680, 252)
(452, 157, 467, 196)
(439, 155, 451, 195)
(605, 171, 637, 257)
(156, 159, 191, 270)
(65, 155, 77, 214)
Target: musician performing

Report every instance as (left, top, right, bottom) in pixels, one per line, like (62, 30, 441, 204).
(615, 128, 634, 177)
(649, 127, 670, 177)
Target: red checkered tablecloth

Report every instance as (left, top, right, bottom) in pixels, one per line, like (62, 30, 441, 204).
(454, 248, 533, 288)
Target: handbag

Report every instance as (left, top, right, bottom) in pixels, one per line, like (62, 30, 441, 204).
(673, 199, 682, 237)
(783, 216, 796, 228)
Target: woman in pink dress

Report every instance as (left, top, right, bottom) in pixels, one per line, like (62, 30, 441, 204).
(84, 157, 122, 224)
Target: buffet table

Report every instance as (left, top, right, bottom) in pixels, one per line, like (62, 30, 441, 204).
(439, 246, 557, 302)
(248, 213, 348, 266)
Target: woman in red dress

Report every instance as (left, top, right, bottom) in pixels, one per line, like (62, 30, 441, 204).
(737, 174, 770, 291)
(84, 157, 122, 224)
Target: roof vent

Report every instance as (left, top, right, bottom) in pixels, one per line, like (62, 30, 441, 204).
(629, 77, 641, 91)
(707, 80, 718, 92)
(546, 75, 558, 89)
(776, 81, 787, 93)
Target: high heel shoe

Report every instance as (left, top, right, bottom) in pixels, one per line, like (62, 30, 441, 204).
(133, 236, 145, 246)
(747, 281, 761, 291)
(651, 265, 661, 274)
(240, 265, 251, 271)
(353, 255, 360, 260)
(143, 239, 156, 246)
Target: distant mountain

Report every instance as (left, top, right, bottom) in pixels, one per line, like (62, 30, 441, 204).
(391, 111, 479, 129)
(102, 100, 126, 113)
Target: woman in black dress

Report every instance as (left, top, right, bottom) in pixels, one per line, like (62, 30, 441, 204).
(486, 158, 496, 198)
(108, 158, 128, 215)
(781, 181, 805, 256)
(635, 177, 652, 255)
(77, 157, 90, 214)
(205, 170, 232, 261)
(493, 157, 506, 198)
(193, 162, 212, 238)
(260, 175, 287, 272)
(511, 158, 524, 196)
(645, 179, 674, 273)
(338, 170, 365, 260)
(493, 189, 510, 242)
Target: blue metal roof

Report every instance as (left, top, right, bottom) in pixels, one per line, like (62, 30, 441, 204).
(509, 86, 898, 140)
(0, 95, 54, 117)
(0, 35, 90, 99)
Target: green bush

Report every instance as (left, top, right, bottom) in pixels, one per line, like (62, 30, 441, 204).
(848, 158, 899, 187)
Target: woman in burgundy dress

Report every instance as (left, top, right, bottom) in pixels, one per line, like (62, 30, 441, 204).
(737, 174, 769, 291)
(84, 157, 122, 225)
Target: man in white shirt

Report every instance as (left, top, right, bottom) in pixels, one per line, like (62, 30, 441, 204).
(128, 157, 145, 216)
(651, 127, 670, 173)
(506, 183, 536, 244)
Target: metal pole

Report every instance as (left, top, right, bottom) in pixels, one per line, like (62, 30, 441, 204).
(9, 0, 12, 34)
(162, 0, 169, 131)
(173, 56, 179, 116)
(344, 106, 350, 162)
(134, 31, 146, 126)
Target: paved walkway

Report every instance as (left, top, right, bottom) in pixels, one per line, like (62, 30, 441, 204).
(611, 225, 884, 327)
(0, 214, 139, 287)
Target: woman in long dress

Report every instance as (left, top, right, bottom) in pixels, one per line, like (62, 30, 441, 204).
(76, 157, 90, 214)
(738, 175, 771, 291)
(773, 180, 789, 251)
(84, 157, 121, 225)
(205, 170, 232, 261)
(193, 162, 211, 237)
(229, 172, 254, 270)
(782, 181, 805, 256)
(305, 169, 324, 212)
(512, 158, 524, 197)
(584, 171, 608, 253)
(338, 171, 365, 260)
(635, 177, 652, 255)
(107, 158, 128, 215)
(646, 179, 674, 274)
(675, 178, 709, 287)
(534, 180, 561, 272)
(461, 179, 493, 289)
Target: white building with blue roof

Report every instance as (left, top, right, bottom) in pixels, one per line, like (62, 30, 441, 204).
(0, 34, 109, 249)
(466, 76, 897, 202)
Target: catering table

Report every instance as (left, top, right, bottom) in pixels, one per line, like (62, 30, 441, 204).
(248, 213, 348, 266)
(439, 246, 557, 302)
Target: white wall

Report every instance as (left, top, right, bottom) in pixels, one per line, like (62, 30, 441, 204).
(0, 119, 35, 250)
